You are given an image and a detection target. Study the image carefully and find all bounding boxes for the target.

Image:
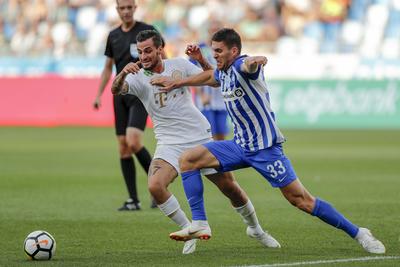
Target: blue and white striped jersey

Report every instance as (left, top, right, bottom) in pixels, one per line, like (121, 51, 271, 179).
(214, 55, 285, 151)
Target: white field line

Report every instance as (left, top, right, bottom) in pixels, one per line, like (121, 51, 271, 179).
(232, 256, 400, 267)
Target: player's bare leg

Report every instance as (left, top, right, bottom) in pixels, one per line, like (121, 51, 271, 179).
(213, 133, 225, 141)
(179, 145, 220, 172)
(280, 179, 385, 254)
(147, 159, 197, 254)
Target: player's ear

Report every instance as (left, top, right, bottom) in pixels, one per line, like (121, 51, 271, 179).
(157, 46, 163, 54)
(231, 46, 239, 57)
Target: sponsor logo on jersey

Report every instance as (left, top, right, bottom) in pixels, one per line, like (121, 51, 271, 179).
(171, 70, 183, 80)
(222, 88, 245, 101)
(154, 92, 168, 108)
(144, 70, 153, 76)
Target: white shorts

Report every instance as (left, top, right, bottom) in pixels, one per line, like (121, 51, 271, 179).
(153, 138, 217, 175)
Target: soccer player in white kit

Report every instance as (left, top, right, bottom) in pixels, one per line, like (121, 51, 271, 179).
(111, 30, 280, 254)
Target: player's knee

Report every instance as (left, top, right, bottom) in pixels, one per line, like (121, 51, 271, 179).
(118, 142, 131, 157)
(148, 180, 164, 199)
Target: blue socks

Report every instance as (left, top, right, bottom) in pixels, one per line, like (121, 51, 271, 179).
(181, 170, 207, 220)
(312, 198, 359, 238)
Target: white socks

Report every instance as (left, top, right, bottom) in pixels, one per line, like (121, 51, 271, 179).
(158, 195, 190, 229)
(234, 200, 264, 234)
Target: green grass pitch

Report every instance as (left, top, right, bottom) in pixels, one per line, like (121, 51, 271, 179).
(0, 127, 399, 266)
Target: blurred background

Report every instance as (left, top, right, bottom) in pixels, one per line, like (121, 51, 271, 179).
(0, 0, 399, 128)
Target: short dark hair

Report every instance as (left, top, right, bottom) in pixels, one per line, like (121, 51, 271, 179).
(116, 0, 135, 6)
(136, 30, 164, 48)
(211, 28, 241, 54)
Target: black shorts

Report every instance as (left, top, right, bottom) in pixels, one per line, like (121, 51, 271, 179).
(113, 94, 148, 135)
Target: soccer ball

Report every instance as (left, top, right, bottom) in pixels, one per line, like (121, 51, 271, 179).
(23, 230, 56, 260)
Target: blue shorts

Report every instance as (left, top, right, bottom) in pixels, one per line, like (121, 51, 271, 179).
(202, 110, 229, 136)
(203, 140, 297, 188)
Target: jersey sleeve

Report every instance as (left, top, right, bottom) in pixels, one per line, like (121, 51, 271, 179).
(233, 56, 262, 80)
(104, 33, 113, 58)
(213, 69, 220, 84)
(124, 74, 142, 97)
(188, 57, 199, 66)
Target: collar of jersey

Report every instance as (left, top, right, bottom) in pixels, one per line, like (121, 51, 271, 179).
(221, 54, 247, 74)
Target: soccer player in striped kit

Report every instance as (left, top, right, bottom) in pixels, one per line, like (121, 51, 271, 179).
(151, 28, 385, 254)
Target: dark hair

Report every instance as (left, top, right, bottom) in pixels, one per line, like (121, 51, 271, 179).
(211, 28, 241, 54)
(136, 30, 164, 48)
(116, 0, 136, 6)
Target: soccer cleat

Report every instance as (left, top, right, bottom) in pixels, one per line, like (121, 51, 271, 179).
(118, 199, 141, 211)
(355, 228, 385, 254)
(182, 239, 197, 254)
(246, 227, 281, 248)
(170, 225, 212, 241)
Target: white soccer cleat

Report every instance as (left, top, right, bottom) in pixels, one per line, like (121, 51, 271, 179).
(170, 225, 212, 242)
(182, 239, 197, 254)
(355, 227, 385, 254)
(246, 227, 281, 248)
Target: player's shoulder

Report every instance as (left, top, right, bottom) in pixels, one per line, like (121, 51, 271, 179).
(127, 69, 147, 80)
(232, 55, 248, 70)
(126, 70, 149, 89)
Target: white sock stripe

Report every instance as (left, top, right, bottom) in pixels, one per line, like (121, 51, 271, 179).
(231, 256, 400, 267)
(158, 195, 180, 216)
(235, 200, 255, 217)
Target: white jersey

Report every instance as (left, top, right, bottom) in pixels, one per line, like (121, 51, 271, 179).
(125, 58, 212, 145)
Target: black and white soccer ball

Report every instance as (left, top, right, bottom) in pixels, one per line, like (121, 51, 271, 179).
(23, 230, 56, 260)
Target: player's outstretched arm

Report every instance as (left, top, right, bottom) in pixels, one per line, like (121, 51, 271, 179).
(185, 44, 213, 71)
(242, 56, 268, 73)
(150, 69, 218, 92)
(111, 62, 141, 95)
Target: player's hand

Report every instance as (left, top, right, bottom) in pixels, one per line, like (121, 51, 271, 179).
(122, 62, 141, 74)
(150, 76, 178, 92)
(93, 97, 101, 110)
(246, 56, 268, 67)
(185, 44, 204, 62)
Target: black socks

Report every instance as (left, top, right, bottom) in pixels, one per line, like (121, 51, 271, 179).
(120, 157, 139, 203)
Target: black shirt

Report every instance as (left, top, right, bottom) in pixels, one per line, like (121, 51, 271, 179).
(105, 21, 156, 74)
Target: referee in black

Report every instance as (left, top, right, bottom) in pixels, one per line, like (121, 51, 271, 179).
(93, 0, 160, 210)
